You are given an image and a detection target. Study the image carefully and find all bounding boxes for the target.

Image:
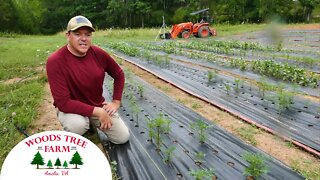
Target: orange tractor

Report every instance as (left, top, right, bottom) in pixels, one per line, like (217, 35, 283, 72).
(160, 8, 217, 39)
(169, 22, 216, 39)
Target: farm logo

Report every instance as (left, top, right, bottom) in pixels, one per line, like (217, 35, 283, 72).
(0, 131, 111, 180)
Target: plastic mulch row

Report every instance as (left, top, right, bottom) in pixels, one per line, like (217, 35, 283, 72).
(110, 51, 320, 155)
(103, 75, 304, 180)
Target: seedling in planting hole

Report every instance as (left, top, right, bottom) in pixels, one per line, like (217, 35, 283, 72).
(163, 146, 176, 164)
(147, 118, 155, 143)
(224, 83, 231, 95)
(128, 95, 137, 120)
(274, 90, 294, 114)
(194, 151, 206, 165)
(128, 92, 136, 103)
(207, 70, 217, 83)
(190, 119, 213, 143)
(148, 113, 171, 151)
(132, 103, 141, 126)
(243, 152, 269, 179)
(234, 79, 243, 93)
(257, 78, 272, 99)
(137, 83, 144, 98)
(189, 168, 216, 180)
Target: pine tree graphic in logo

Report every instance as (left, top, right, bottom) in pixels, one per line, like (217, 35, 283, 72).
(30, 150, 84, 169)
(63, 160, 68, 169)
(31, 151, 45, 169)
(54, 158, 62, 169)
(69, 151, 83, 169)
(47, 159, 53, 169)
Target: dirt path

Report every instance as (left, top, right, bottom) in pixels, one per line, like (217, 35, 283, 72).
(29, 83, 108, 154)
(28, 83, 62, 134)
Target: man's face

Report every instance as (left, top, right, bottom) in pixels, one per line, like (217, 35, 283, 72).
(67, 27, 92, 57)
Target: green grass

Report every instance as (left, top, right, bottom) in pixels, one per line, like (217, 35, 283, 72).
(0, 33, 62, 168)
(214, 23, 267, 37)
(236, 126, 259, 145)
(0, 34, 65, 81)
(93, 28, 160, 44)
(0, 79, 45, 167)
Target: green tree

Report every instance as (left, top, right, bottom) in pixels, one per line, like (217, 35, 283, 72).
(70, 151, 83, 169)
(31, 151, 45, 169)
(63, 160, 68, 169)
(1, 0, 320, 34)
(0, 0, 19, 32)
(132, 1, 151, 27)
(54, 157, 62, 169)
(10, 0, 44, 34)
(299, 0, 320, 22)
(47, 159, 53, 169)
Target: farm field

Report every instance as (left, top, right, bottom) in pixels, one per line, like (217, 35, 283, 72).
(101, 24, 320, 179)
(0, 23, 319, 179)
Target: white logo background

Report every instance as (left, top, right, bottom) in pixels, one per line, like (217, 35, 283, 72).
(0, 131, 111, 180)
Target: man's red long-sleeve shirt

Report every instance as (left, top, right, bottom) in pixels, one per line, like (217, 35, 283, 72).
(46, 45, 125, 117)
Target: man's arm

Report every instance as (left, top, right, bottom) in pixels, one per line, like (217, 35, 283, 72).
(46, 55, 95, 117)
(103, 52, 125, 114)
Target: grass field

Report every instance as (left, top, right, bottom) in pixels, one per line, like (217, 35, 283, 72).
(0, 23, 319, 179)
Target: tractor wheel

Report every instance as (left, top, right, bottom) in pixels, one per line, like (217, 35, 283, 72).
(181, 31, 190, 39)
(198, 26, 210, 38)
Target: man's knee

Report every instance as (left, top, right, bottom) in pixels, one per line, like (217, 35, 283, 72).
(108, 125, 130, 144)
(58, 111, 90, 135)
(65, 120, 89, 135)
(116, 128, 130, 144)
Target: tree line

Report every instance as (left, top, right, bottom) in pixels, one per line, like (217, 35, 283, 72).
(1, 0, 319, 35)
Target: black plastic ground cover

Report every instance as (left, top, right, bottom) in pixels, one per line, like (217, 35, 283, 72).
(179, 47, 320, 74)
(109, 51, 320, 155)
(128, 43, 320, 96)
(103, 75, 304, 180)
(167, 53, 320, 97)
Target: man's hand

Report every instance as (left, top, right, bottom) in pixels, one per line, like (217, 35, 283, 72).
(102, 100, 120, 116)
(93, 107, 112, 130)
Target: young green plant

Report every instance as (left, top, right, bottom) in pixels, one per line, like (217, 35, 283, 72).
(189, 168, 216, 180)
(163, 146, 176, 164)
(190, 119, 213, 143)
(207, 70, 217, 83)
(148, 113, 171, 151)
(194, 151, 206, 165)
(243, 152, 269, 179)
(137, 83, 144, 98)
(234, 79, 243, 93)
